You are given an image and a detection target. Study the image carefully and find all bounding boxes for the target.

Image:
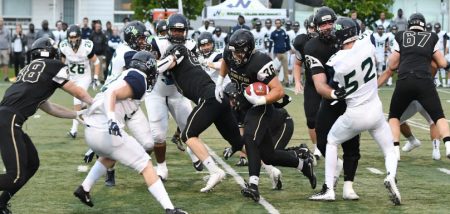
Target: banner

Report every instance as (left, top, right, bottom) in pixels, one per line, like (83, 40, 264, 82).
(206, 8, 287, 20)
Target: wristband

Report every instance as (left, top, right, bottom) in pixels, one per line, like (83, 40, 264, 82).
(330, 90, 337, 99)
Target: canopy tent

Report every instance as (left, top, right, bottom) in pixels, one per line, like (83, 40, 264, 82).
(205, 0, 287, 22)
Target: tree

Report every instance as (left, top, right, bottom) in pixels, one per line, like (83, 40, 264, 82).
(132, 0, 204, 21)
(324, 0, 394, 30)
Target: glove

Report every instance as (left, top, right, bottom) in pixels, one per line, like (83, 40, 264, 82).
(107, 112, 121, 137)
(92, 75, 101, 91)
(166, 44, 187, 60)
(75, 109, 86, 125)
(215, 76, 225, 103)
(83, 149, 96, 163)
(331, 87, 346, 100)
(244, 90, 267, 106)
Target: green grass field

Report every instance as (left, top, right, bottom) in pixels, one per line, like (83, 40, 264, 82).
(0, 81, 450, 214)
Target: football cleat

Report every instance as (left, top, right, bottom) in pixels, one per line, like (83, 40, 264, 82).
(223, 147, 235, 160)
(165, 208, 188, 214)
(171, 135, 185, 151)
(445, 141, 450, 159)
(384, 176, 401, 205)
(313, 148, 322, 161)
(157, 165, 169, 182)
(394, 145, 400, 161)
(235, 157, 248, 166)
(402, 139, 421, 152)
(0, 204, 12, 214)
(105, 169, 116, 187)
(342, 181, 359, 200)
(432, 140, 441, 160)
(67, 131, 77, 139)
(298, 153, 316, 189)
(200, 170, 225, 192)
(74, 185, 94, 207)
(241, 183, 260, 202)
(193, 160, 204, 172)
(309, 184, 335, 201)
(269, 167, 282, 190)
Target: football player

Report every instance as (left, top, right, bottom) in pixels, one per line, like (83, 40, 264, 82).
(433, 22, 449, 87)
(60, 25, 101, 138)
(73, 51, 187, 214)
(212, 27, 227, 51)
(385, 25, 398, 86)
(156, 20, 168, 37)
(285, 20, 301, 86)
(251, 20, 267, 54)
(308, 18, 400, 205)
(197, 32, 229, 84)
(216, 29, 316, 202)
(0, 38, 93, 213)
(305, 6, 361, 199)
(370, 25, 389, 77)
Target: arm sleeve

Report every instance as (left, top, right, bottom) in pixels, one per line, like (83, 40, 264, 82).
(52, 66, 70, 86)
(256, 61, 276, 84)
(123, 70, 146, 99)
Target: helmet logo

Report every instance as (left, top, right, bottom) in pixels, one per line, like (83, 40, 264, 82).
(335, 24, 342, 30)
(321, 15, 332, 22)
(174, 23, 185, 28)
(125, 26, 139, 36)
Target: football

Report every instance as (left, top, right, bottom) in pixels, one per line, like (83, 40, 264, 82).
(245, 82, 269, 96)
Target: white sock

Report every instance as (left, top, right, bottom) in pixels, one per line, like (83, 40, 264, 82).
(203, 156, 220, 173)
(325, 143, 338, 188)
(71, 119, 79, 133)
(82, 161, 107, 192)
(249, 175, 259, 186)
(262, 164, 274, 174)
(433, 139, 440, 149)
(297, 158, 304, 171)
(314, 144, 319, 152)
(148, 179, 174, 210)
(385, 149, 398, 178)
(387, 77, 393, 85)
(186, 147, 199, 163)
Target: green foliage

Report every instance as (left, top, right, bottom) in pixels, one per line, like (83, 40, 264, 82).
(324, 0, 394, 29)
(132, 0, 204, 21)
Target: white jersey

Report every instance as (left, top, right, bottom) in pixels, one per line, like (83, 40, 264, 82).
(386, 32, 396, 53)
(212, 33, 227, 51)
(106, 43, 134, 83)
(199, 50, 231, 85)
(361, 29, 373, 37)
(436, 31, 448, 53)
(251, 29, 267, 52)
(328, 35, 378, 108)
(198, 25, 215, 34)
(59, 39, 93, 80)
(151, 36, 197, 97)
(286, 30, 300, 49)
(371, 33, 389, 63)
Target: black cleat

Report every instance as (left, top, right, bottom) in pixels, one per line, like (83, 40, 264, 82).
(67, 131, 77, 139)
(235, 157, 248, 166)
(0, 204, 12, 214)
(105, 169, 116, 187)
(74, 185, 94, 207)
(301, 156, 317, 189)
(193, 160, 204, 171)
(241, 183, 260, 202)
(171, 135, 185, 151)
(166, 208, 188, 214)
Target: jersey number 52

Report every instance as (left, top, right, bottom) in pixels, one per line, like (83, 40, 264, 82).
(343, 57, 375, 95)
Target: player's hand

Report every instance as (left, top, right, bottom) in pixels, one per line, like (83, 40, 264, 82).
(168, 44, 187, 59)
(91, 75, 101, 91)
(331, 87, 346, 100)
(294, 81, 304, 95)
(108, 119, 121, 137)
(76, 109, 86, 125)
(84, 149, 96, 163)
(215, 84, 224, 103)
(244, 91, 267, 106)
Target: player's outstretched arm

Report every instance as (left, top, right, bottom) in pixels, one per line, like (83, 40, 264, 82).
(293, 58, 304, 94)
(62, 80, 93, 105)
(432, 50, 449, 69)
(312, 73, 334, 99)
(39, 100, 78, 119)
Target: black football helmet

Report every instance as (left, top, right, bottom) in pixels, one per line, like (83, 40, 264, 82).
(391, 25, 398, 33)
(223, 82, 247, 111)
(434, 22, 441, 32)
(306, 15, 318, 38)
(31, 38, 58, 60)
(408, 12, 426, 31)
(332, 17, 358, 49)
(197, 32, 215, 57)
(314, 6, 337, 41)
(254, 20, 262, 31)
(227, 29, 255, 67)
(167, 14, 188, 44)
(426, 23, 433, 32)
(156, 20, 168, 36)
(124, 21, 149, 50)
(66, 25, 81, 50)
(129, 51, 158, 91)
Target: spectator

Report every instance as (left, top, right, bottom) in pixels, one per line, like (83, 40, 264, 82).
(36, 20, 55, 40)
(350, 10, 362, 34)
(25, 23, 36, 64)
(106, 26, 121, 78)
(52, 20, 66, 44)
(392, 9, 407, 31)
(12, 24, 26, 79)
(81, 17, 92, 39)
(361, 22, 373, 36)
(198, 20, 215, 33)
(230, 15, 250, 35)
(374, 12, 391, 32)
(0, 18, 11, 81)
(271, 19, 291, 87)
(89, 21, 108, 81)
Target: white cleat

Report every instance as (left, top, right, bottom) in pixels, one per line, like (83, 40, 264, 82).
(269, 167, 282, 190)
(156, 165, 169, 181)
(343, 181, 359, 200)
(309, 184, 335, 201)
(200, 170, 225, 192)
(394, 145, 401, 161)
(445, 142, 450, 159)
(402, 139, 421, 152)
(384, 176, 401, 205)
(313, 148, 323, 160)
(432, 140, 441, 160)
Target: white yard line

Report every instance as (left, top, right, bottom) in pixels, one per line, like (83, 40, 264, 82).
(437, 168, 450, 175)
(366, 167, 384, 175)
(437, 89, 450, 94)
(205, 145, 280, 214)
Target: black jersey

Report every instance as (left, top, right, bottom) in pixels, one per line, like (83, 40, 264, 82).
(303, 37, 338, 85)
(0, 59, 69, 119)
(293, 34, 313, 84)
(169, 48, 216, 104)
(394, 30, 439, 79)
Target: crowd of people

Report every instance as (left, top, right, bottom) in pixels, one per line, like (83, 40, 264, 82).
(0, 5, 450, 214)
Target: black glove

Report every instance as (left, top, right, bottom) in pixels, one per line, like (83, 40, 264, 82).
(166, 44, 187, 59)
(84, 149, 96, 163)
(332, 87, 346, 100)
(108, 120, 122, 137)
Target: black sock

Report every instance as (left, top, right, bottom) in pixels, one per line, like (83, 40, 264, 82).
(394, 142, 400, 146)
(443, 137, 450, 143)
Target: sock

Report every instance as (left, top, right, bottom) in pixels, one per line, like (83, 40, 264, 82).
(203, 156, 220, 173)
(249, 175, 259, 186)
(107, 168, 114, 172)
(71, 119, 79, 133)
(157, 161, 167, 169)
(406, 135, 416, 143)
(186, 147, 199, 163)
(385, 148, 398, 178)
(433, 139, 440, 149)
(82, 161, 107, 192)
(393, 142, 400, 146)
(296, 158, 304, 171)
(387, 77, 393, 85)
(148, 179, 174, 210)
(325, 143, 338, 188)
(261, 164, 274, 174)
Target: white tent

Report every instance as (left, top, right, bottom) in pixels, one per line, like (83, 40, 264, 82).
(205, 0, 287, 21)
